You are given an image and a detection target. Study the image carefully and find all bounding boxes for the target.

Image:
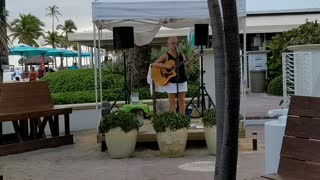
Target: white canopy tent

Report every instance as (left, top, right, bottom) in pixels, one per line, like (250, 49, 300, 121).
(92, 0, 246, 45)
(91, 0, 248, 122)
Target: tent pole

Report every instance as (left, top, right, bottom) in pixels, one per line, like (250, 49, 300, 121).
(98, 29, 103, 105)
(90, 47, 94, 68)
(93, 23, 99, 115)
(243, 17, 247, 128)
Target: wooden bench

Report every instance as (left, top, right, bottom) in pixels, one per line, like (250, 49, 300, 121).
(248, 96, 320, 180)
(0, 81, 73, 156)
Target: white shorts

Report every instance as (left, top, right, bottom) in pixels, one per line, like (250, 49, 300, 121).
(166, 82, 188, 94)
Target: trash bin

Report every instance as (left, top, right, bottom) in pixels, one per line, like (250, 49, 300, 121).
(250, 69, 266, 93)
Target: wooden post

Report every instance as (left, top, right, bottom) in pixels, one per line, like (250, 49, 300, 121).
(12, 121, 23, 142)
(48, 116, 55, 137)
(37, 117, 48, 138)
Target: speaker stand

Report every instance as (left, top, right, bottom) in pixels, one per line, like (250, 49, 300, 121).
(186, 45, 215, 117)
(108, 51, 131, 113)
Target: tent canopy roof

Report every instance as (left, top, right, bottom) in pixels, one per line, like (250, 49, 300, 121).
(92, 0, 246, 45)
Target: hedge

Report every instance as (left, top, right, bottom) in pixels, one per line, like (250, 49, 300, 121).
(267, 75, 283, 96)
(52, 84, 199, 105)
(41, 69, 123, 93)
(42, 69, 200, 104)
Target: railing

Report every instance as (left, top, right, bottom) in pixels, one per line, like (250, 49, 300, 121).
(282, 53, 295, 107)
(282, 52, 312, 107)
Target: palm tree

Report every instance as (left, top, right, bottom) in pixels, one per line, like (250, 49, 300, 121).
(46, 5, 61, 33)
(0, 0, 8, 84)
(9, 13, 45, 47)
(207, 0, 226, 179)
(57, 19, 77, 48)
(130, 44, 152, 88)
(218, 0, 241, 179)
(57, 19, 77, 36)
(44, 31, 61, 48)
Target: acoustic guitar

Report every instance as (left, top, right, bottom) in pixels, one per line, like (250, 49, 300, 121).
(151, 59, 185, 86)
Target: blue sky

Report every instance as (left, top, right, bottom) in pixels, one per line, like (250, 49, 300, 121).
(6, 0, 320, 32)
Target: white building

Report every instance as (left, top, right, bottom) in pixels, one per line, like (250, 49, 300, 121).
(69, 8, 320, 51)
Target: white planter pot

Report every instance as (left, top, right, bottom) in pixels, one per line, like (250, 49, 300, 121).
(105, 127, 138, 159)
(204, 126, 217, 155)
(156, 128, 188, 157)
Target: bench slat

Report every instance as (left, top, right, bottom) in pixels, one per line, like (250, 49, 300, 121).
(0, 108, 72, 122)
(285, 116, 320, 139)
(281, 136, 320, 164)
(278, 157, 320, 180)
(0, 82, 54, 114)
(288, 96, 320, 118)
(0, 96, 54, 113)
(1, 88, 51, 98)
(0, 82, 49, 95)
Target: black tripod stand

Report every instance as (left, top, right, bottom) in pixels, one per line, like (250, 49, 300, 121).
(186, 45, 215, 117)
(108, 51, 131, 113)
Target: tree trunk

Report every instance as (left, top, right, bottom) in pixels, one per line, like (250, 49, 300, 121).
(128, 48, 134, 89)
(0, 0, 6, 84)
(131, 44, 151, 89)
(219, 0, 241, 179)
(207, 0, 226, 179)
(52, 16, 54, 33)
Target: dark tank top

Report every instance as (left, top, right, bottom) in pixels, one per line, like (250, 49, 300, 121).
(167, 52, 187, 83)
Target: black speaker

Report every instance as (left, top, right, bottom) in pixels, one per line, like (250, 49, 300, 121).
(113, 27, 134, 49)
(194, 24, 208, 46)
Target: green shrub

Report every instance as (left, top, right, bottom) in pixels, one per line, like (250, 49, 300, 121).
(132, 83, 198, 101)
(100, 110, 140, 133)
(52, 91, 96, 105)
(52, 89, 122, 105)
(103, 60, 124, 75)
(41, 69, 123, 93)
(152, 112, 190, 133)
(267, 20, 320, 84)
(202, 108, 216, 127)
(267, 75, 283, 96)
(186, 83, 198, 97)
(41, 51, 200, 105)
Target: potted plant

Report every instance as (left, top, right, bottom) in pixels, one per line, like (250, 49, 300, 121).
(100, 110, 140, 158)
(152, 112, 190, 157)
(202, 108, 217, 155)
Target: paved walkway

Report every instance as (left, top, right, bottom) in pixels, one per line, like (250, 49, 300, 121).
(0, 93, 275, 179)
(0, 128, 265, 180)
(241, 93, 283, 118)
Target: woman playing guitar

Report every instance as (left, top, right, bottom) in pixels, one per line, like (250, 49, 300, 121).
(152, 37, 190, 115)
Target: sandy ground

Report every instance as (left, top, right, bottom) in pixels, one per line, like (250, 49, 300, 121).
(0, 125, 265, 180)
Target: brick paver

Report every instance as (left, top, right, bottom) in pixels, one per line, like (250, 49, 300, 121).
(0, 128, 265, 180)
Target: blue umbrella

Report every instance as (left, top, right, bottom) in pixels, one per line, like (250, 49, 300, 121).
(9, 44, 48, 71)
(44, 48, 69, 57)
(61, 51, 78, 57)
(81, 52, 92, 57)
(44, 49, 73, 68)
(9, 44, 47, 56)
